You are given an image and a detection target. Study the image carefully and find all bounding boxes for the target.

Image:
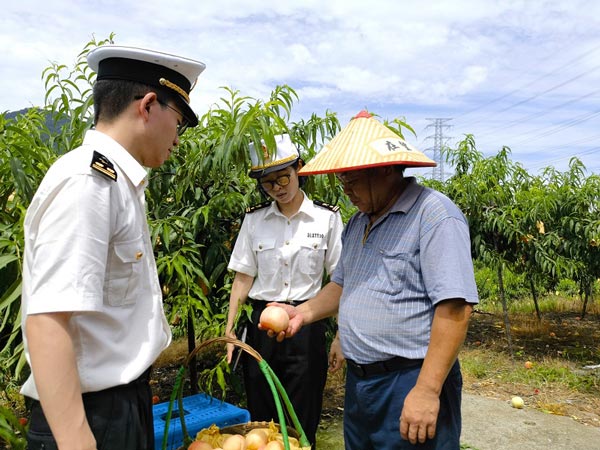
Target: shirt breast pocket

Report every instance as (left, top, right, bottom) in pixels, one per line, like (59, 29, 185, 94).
(370, 249, 413, 295)
(106, 237, 144, 306)
(253, 238, 278, 275)
(299, 241, 327, 275)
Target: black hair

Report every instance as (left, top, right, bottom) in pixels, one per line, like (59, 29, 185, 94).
(92, 79, 178, 125)
(292, 160, 308, 188)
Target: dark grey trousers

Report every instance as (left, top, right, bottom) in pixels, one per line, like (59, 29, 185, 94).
(26, 367, 153, 450)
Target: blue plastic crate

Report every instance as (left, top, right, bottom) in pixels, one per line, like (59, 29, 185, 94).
(153, 393, 250, 450)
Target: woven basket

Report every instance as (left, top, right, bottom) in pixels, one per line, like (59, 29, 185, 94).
(165, 336, 311, 450)
(220, 420, 301, 439)
(177, 422, 309, 450)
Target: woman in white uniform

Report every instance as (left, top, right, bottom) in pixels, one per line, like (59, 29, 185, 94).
(225, 134, 343, 448)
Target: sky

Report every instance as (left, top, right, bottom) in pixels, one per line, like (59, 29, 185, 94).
(2, 0, 600, 178)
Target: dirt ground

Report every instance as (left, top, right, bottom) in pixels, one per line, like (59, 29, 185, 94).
(151, 310, 600, 449)
(462, 310, 600, 427)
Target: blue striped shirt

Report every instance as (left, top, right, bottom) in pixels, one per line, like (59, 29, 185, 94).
(332, 177, 479, 363)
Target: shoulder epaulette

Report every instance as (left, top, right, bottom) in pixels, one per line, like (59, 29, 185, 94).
(313, 199, 340, 212)
(90, 151, 117, 182)
(246, 201, 272, 214)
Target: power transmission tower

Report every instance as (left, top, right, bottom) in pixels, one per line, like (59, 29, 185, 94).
(424, 118, 452, 181)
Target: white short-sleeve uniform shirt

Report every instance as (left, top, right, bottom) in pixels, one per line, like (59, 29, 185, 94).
(21, 130, 171, 399)
(227, 193, 343, 301)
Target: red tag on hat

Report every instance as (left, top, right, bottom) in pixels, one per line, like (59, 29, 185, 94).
(353, 110, 372, 119)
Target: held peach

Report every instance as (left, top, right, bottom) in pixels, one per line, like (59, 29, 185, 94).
(259, 306, 290, 333)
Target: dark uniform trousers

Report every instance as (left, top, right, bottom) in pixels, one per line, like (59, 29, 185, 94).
(26, 367, 154, 450)
(243, 300, 328, 449)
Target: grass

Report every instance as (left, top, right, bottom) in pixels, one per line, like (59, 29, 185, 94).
(462, 299, 600, 426)
(462, 349, 599, 392)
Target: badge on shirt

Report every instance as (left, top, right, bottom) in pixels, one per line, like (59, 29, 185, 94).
(246, 201, 271, 214)
(313, 199, 339, 212)
(90, 151, 117, 182)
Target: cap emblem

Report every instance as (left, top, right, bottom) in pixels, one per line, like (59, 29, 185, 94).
(262, 145, 270, 161)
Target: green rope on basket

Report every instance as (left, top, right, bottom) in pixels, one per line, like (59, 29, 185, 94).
(264, 364, 311, 448)
(258, 359, 290, 450)
(161, 365, 188, 450)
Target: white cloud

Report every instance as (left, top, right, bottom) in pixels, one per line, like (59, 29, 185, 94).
(2, 0, 600, 172)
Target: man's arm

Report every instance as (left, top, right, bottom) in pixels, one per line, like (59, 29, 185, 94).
(26, 312, 97, 450)
(399, 299, 473, 445)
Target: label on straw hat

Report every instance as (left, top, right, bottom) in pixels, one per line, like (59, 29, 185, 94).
(370, 137, 418, 156)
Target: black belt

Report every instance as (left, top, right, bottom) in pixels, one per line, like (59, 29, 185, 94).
(346, 357, 423, 378)
(248, 298, 307, 307)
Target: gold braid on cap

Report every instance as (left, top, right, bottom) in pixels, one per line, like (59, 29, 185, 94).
(159, 77, 190, 103)
(251, 154, 298, 171)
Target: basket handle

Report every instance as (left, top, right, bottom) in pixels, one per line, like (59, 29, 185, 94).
(171, 336, 310, 450)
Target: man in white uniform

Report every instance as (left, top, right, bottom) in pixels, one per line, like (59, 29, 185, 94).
(21, 45, 205, 450)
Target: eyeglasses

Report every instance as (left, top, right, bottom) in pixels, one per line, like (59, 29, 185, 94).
(260, 174, 291, 191)
(133, 96, 190, 137)
(158, 101, 189, 137)
(336, 172, 364, 189)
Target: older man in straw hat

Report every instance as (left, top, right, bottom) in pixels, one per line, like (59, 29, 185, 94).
(262, 111, 479, 450)
(21, 45, 205, 450)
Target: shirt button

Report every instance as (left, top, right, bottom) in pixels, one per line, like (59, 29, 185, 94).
(135, 251, 143, 260)
(285, 241, 290, 245)
(287, 220, 291, 225)
(284, 262, 289, 266)
(313, 243, 318, 249)
(258, 244, 263, 250)
(284, 282, 289, 286)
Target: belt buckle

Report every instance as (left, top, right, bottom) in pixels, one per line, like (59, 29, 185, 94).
(349, 360, 366, 377)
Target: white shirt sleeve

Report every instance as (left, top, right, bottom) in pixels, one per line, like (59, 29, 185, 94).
(26, 173, 113, 313)
(227, 215, 258, 277)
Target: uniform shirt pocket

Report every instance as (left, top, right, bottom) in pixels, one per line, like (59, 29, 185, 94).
(106, 237, 144, 306)
(299, 241, 328, 275)
(252, 238, 278, 274)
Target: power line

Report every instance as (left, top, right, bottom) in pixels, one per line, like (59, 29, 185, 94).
(511, 110, 600, 146)
(527, 145, 600, 172)
(473, 88, 600, 139)
(455, 43, 600, 122)
(493, 64, 600, 115)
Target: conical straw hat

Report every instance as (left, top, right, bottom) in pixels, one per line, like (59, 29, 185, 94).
(298, 110, 436, 175)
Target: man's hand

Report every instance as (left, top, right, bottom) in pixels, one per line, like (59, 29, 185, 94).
(257, 303, 305, 342)
(328, 334, 345, 372)
(399, 385, 440, 444)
